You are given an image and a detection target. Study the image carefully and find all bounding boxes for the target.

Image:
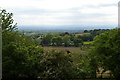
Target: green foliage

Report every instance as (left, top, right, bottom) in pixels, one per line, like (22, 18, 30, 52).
(75, 55, 91, 78)
(62, 35, 71, 47)
(84, 29, 110, 40)
(71, 50, 95, 78)
(52, 36, 63, 46)
(41, 34, 53, 46)
(88, 51, 98, 78)
(78, 34, 93, 41)
(83, 41, 93, 45)
(1, 9, 17, 31)
(2, 29, 44, 78)
(1, 9, 44, 78)
(73, 37, 83, 47)
(45, 34, 53, 45)
(39, 50, 76, 79)
(89, 29, 120, 79)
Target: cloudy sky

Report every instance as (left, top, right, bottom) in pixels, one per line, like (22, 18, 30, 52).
(0, 0, 119, 27)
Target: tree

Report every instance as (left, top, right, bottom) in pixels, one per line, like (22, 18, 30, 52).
(1, 9, 17, 31)
(45, 34, 53, 45)
(84, 30, 88, 33)
(60, 32, 69, 36)
(39, 50, 75, 79)
(75, 54, 92, 78)
(1, 9, 44, 78)
(73, 37, 83, 47)
(40, 37, 49, 46)
(41, 34, 53, 46)
(62, 35, 71, 47)
(89, 29, 120, 80)
(52, 36, 63, 46)
(78, 34, 93, 41)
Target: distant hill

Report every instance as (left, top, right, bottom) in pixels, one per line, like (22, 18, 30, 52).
(17, 25, 116, 32)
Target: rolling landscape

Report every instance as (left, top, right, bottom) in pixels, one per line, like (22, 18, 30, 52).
(1, 0, 120, 80)
(18, 25, 116, 32)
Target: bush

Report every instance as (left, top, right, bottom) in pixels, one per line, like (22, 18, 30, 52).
(39, 50, 76, 79)
(2, 31, 44, 78)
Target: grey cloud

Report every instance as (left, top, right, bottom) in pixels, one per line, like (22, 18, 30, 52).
(9, 3, 117, 16)
(57, 13, 110, 20)
(85, 3, 117, 8)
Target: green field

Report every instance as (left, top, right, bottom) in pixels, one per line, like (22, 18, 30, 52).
(83, 41, 93, 45)
(24, 32, 36, 36)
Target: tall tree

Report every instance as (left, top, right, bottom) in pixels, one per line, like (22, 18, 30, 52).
(1, 9, 43, 78)
(89, 29, 120, 80)
(1, 9, 17, 31)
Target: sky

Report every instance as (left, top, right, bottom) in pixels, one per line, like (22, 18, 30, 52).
(0, 0, 119, 27)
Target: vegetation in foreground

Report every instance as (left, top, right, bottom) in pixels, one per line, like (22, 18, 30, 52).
(1, 9, 119, 80)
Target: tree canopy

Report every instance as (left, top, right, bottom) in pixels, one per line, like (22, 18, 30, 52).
(89, 28, 120, 80)
(1, 9, 44, 78)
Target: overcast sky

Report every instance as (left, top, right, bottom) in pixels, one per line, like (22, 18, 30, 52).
(0, 0, 119, 27)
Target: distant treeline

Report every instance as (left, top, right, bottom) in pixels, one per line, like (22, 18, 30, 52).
(23, 29, 110, 47)
(19, 29, 84, 33)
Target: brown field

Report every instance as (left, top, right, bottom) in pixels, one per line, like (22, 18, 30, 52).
(74, 33, 90, 36)
(42, 46, 86, 54)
